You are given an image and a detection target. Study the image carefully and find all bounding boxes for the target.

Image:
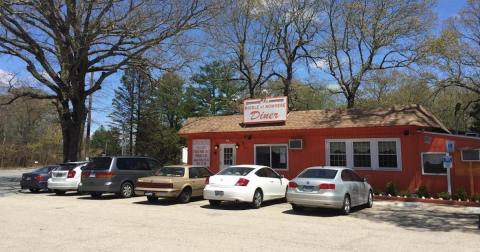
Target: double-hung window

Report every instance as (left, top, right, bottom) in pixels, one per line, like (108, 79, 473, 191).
(326, 138, 401, 170)
(254, 144, 288, 170)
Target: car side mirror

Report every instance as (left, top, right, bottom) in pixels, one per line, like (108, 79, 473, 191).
(363, 177, 368, 182)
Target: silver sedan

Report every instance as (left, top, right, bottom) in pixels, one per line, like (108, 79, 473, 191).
(286, 166, 373, 215)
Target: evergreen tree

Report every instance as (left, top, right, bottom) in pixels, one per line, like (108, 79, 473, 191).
(190, 61, 242, 116)
(90, 126, 121, 156)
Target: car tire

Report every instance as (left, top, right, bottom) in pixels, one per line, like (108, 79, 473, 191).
(54, 190, 66, 195)
(147, 196, 159, 203)
(119, 182, 134, 198)
(251, 189, 263, 209)
(291, 204, 304, 212)
(341, 195, 351, 215)
(177, 187, 192, 203)
(209, 200, 221, 207)
(29, 188, 39, 193)
(90, 192, 102, 198)
(366, 190, 373, 208)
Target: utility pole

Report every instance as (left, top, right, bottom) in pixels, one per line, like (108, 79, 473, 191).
(84, 72, 93, 160)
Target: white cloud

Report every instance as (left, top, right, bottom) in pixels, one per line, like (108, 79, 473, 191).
(309, 58, 328, 70)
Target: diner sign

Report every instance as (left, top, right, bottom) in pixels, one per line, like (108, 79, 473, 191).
(192, 139, 210, 167)
(243, 97, 288, 124)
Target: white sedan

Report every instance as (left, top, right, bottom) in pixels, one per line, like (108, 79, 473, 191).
(203, 165, 289, 208)
(48, 161, 88, 195)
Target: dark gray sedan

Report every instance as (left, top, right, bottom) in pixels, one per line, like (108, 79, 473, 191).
(287, 166, 373, 215)
(20, 165, 60, 193)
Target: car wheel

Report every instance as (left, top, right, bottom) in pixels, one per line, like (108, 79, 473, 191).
(147, 196, 159, 203)
(54, 190, 66, 195)
(291, 204, 304, 212)
(29, 188, 39, 193)
(366, 190, 373, 208)
(251, 189, 263, 209)
(177, 187, 192, 203)
(209, 200, 221, 207)
(119, 182, 134, 198)
(90, 192, 102, 198)
(341, 195, 351, 215)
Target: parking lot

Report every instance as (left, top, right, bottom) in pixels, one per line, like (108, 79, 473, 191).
(0, 169, 479, 252)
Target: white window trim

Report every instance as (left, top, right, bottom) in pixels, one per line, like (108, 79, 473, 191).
(254, 144, 289, 170)
(421, 152, 448, 176)
(325, 138, 402, 171)
(461, 149, 480, 162)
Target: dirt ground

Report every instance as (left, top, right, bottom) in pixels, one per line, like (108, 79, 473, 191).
(0, 169, 479, 252)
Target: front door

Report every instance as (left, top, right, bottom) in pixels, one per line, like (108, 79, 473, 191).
(220, 144, 236, 170)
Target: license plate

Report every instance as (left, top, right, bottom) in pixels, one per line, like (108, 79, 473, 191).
(89, 173, 95, 178)
(214, 191, 224, 196)
(145, 192, 154, 196)
(302, 186, 314, 192)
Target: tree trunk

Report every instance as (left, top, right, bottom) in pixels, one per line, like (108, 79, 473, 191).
(57, 97, 87, 162)
(347, 95, 355, 108)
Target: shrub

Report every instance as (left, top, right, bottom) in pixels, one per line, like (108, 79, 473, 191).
(372, 187, 382, 195)
(452, 188, 468, 201)
(437, 192, 451, 200)
(399, 191, 411, 198)
(385, 182, 398, 196)
(471, 194, 480, 202)
(416, 185, 430, 198)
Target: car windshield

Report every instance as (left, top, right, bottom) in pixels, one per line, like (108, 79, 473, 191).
(218, 167, 254, 176)
(155, 167, 185, 177)
(298, 169, 338, 179)
(83, 157, 112, 170)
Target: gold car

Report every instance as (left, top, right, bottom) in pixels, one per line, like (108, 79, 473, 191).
(135, 165, 213, 203)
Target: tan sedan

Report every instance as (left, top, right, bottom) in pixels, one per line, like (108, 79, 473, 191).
(135, 165, 213, 203)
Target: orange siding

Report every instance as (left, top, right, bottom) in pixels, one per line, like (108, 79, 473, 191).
(182, 126, 480, 195)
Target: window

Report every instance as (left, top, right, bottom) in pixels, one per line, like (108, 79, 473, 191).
(264, 168, 281, 178)
(347, 170, 364, 182)
(197, 167, 213, 177)
(189, 167, 200, 178)
(326, 138, 401, 170)
(147, 159, 161, 170)
(378, 141, 398, 168)
(461, 149, 480, 161)
(218, 167, 254, 176)
(254, 145, 288, 169)
(353, 142, 371, 168)
(329, 142, 346, 166)
(422, 153, 447, 175)
(155, 167, 185, 177)
(341, 170, 353, 181)
(298, 169, 338, 179)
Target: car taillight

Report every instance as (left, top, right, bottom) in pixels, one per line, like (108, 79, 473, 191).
(67, 169, 76, 178)
(235, 178, 249, 186)
(34, 175, 44, 181)
(81, 171, 90, 178)
(205, 176, 210, 184)
(288, 181, 298, 188)
(95, 172, 114, 178)
(319, 183, 336, 190)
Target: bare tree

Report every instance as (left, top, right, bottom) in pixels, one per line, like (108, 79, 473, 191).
(0, 0, 214, 161)
(430, 0, 480, 105)
(316, 0, 434, 108)
(266, 0, 322, 109)
(209, 0, 276, 98)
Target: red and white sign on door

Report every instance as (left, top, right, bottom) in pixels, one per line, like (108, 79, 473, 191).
(192, 139, 210, 167)
(243, 97, 288, 124)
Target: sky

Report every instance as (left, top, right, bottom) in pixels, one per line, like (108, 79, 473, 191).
(0, 0, 469, 133)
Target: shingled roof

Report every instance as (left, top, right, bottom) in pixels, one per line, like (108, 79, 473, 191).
(178, 104, 450, 135)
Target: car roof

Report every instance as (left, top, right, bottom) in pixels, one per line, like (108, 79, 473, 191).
(304, 166, 349, 171)
(61, 161, 88, 165)
(162, 165, 205, 168)
(227, 164, 268, 170)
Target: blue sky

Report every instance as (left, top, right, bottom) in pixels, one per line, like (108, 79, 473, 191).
(0, 0, 468, 132)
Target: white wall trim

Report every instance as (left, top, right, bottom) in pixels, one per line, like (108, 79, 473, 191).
(419, 131, 480, 140)
(325, 138, 402, 171)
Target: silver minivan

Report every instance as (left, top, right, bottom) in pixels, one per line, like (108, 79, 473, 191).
(79, 156, 161, 198)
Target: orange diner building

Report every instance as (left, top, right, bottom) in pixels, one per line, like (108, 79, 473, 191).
(179, 103, 480, 195)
